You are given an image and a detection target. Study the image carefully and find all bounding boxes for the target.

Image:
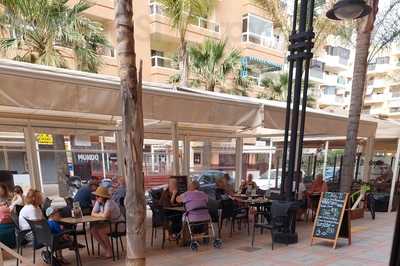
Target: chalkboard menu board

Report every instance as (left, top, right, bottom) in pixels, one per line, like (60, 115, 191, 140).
(311, 192, 350, 249)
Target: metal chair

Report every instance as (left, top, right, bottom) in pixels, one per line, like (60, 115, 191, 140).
(26, 219, 82, 266)
(10, 213, 30, 266)
(251, 201, 291, 250)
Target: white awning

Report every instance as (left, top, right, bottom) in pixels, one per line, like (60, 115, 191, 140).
(0, 60, 261, 130)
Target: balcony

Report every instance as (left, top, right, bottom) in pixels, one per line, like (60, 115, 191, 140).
(367, 79, 387, 89)
(150, 55, 179, 83)
(318, 95, 345, 107)
(241, 32, 283, 51)
(149, 1, 220, 43)
(388, 99, 400, 108)
(69, 0, 114, 21)
(367, 62, 400, 74)
(364, 94, 387, 104)
(319, 55, 349, 72)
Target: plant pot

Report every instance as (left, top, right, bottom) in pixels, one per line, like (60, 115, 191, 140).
(350, 208, 365, 220)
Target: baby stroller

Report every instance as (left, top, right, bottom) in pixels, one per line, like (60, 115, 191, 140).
(183, 206, 222, 251)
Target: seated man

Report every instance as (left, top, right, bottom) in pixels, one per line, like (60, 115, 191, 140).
(240, 174, 258, 194)
(309, 174, 328, 194)
(73, 179, 98, 214)
(176, 180, 209, 223)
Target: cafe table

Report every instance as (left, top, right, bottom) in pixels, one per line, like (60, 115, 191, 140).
(59, 215, 113, 259)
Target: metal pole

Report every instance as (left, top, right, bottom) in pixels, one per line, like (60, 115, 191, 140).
(294, 0, 315, 198)
(333, 154, 337, 180)
(307, 155, 312, 176)
(276, 154, 280, 189)
(281, 0, 299, 197)
(312, 154, 317, 180)
(235, 137, 243, 192)
(284, 0, 315, 201)
(268, 139, 273, 180)
(389, 139, 400, 212)
(354, 153, 361, 181)
(338, 155, 344, 184)
(390, 204, 400, 266)
(171, 122, 180, 175)
(322, 141, 329, 178)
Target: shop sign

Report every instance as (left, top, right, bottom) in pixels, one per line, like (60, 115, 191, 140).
(37, 134, 54, 145)
(77, 153, 100, 162)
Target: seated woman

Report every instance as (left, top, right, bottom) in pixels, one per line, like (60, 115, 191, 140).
(10, 185, 24, 213)
(159, 178, 182, 240)
(177, 181, 209, 223)
(0, 200, 15, 248)
(18, 189, 43, 242)
(91, 186, 122, 259)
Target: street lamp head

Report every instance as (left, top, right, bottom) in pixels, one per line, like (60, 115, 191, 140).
(326, 0, 371, 20)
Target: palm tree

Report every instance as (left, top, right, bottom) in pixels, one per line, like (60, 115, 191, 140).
(157, 0, 216, 87)
(258, 73, 288, 101)
(0, 0, 109, 73)
(340, 0, 379, 192)
(115, 0, 145, 265)
(0, 0, 110, 197)
(188, 39, 241, 91)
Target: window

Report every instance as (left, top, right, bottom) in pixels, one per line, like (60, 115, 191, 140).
(242, 14, 276, 48)
(193, 152, 201, 165)
(323, 86, 336, 95)
(375, 56, 390, 65)
(390, 107, 400, 113)
(325, 46, 350, 59)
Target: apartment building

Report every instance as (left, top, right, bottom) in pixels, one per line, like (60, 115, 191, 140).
(0, 0, 285, 94)
(309, 43, 353, 110)
(363, 47, 400, 118)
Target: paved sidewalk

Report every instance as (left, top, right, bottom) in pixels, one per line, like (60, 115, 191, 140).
(4, 211, 395, 266)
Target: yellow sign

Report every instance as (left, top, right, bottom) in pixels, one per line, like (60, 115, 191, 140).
(37, 134, 54, 145)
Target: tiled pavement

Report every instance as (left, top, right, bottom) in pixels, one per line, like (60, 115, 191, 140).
(4, 211, 396, 266)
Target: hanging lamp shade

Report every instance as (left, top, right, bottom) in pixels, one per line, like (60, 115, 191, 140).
(326, 0, 371, 20)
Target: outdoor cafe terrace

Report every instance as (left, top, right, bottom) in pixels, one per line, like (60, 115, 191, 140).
(0, 60, 398, 266)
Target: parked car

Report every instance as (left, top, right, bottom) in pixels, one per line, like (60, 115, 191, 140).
(254, 169, 282, 190)
(254, 169, 306, 190)
(192, 170, 226, 197)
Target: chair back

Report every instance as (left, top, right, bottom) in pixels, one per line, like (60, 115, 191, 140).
(149, 203, 165, 227)
(42, 198, 52, 218)
(10, 212, 20, 231)
(220, 198, 235, 219)
(25, 219, 53, 247)
(270, 201, 291, 229)
(149, 187, 164, 205)
(14, 205, 24, 216)
(119, 197, 126, 219)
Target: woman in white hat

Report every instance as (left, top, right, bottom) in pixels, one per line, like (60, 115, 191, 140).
(90, 186, 121, 259)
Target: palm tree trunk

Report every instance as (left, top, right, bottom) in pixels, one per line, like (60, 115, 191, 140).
(179, 40, 189, 87)
(114, 1, 146, 265)
(340, 0, 379, 192)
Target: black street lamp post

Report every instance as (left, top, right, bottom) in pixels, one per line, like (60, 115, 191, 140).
(281, 0, 316, 201)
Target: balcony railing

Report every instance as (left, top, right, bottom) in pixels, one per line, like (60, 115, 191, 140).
(151, 55, 178, 70)
(241, 32, 283, 51)
(149, 2, 220, 33)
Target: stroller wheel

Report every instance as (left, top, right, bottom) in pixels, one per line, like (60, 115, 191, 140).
(213, 239, 222, 249)
(190, 241, 199, 251)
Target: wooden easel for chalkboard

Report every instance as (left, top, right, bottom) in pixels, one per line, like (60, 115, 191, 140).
(310, 192, 351, 249)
